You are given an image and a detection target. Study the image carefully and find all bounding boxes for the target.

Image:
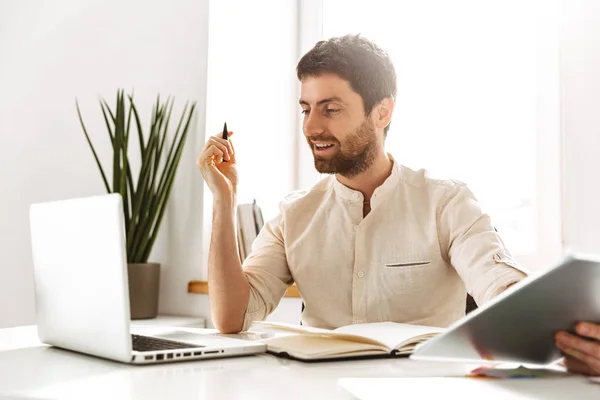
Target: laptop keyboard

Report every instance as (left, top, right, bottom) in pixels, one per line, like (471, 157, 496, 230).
(131, 334, 202, 352)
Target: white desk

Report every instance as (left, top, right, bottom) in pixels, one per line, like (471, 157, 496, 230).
(0, 325, 598, 400)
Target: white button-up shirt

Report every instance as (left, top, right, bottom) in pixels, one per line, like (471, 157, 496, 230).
(241, 158, 527, 330)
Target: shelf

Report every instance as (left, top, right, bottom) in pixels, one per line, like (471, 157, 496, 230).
(188, 281, 301, 298)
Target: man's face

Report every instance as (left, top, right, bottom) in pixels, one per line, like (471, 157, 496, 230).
(299, 73, 378, 178)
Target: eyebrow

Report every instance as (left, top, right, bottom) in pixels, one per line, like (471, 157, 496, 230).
(299, 96, 346, 107)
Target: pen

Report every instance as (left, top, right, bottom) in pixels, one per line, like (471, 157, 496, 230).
(222, 122, 228, 162)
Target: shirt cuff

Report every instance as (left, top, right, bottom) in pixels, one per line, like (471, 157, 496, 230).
(479, 267, 527, 304)
(241, 306, 264, 332)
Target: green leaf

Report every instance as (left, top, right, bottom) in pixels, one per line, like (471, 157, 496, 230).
(112, 90, 124, 194)
(154, 101, 189, 194)
(99, 100, 115, 146)
(118, 91, 128, 198)
(124, 98, 135, 220)
(129, 99, 163, 259)
(158, 97, 174, 160)
(119, 93, 132, 228)
(144, 100, 173, 231)
(139, 102, 196, 260)
(149, 101, 167, 194)
(126, 98, 155, 253)
(101, 98, 116, 123)
(128, 94, 146, 157)
(76, 99, 110, 193)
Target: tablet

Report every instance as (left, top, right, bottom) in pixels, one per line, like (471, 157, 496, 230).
(411, 253, 600, 364)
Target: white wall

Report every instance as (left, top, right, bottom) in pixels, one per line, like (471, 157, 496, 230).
(561, 0, 600, 255)
(0, 0, 210, 328)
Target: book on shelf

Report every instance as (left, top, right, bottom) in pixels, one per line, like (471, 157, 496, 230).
(236, 200, 264, 261)
(256, 321, 444, 362)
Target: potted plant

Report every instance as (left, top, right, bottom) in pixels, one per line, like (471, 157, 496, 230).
(76, 89, 196, 319)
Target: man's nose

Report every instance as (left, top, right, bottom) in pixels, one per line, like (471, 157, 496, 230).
(303, 112, 325, 137)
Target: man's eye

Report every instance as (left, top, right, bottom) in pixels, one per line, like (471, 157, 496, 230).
(301, 109, 310, 115)
(326, 108, 340, 115)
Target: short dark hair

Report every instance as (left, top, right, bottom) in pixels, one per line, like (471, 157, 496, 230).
(296, 34, 397, 135)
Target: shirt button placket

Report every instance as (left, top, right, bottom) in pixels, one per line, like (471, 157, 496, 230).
(352, 224, 366, 324)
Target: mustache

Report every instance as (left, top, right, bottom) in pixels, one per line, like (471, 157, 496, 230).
(307, 134, 339, 144)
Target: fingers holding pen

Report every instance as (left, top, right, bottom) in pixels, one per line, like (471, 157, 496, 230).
(207, 138, 230, 162)
(207, 133, 235, 163)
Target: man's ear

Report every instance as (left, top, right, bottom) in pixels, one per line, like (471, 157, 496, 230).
(373, 97, 394, 130)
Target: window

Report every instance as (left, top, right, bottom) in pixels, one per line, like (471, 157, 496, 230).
(299, 0, 562, 269)
(200, 0, 299, 278)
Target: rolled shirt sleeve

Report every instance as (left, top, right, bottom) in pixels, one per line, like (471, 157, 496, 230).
(241, 212, 293, 331)
(438, 183, 528, 306)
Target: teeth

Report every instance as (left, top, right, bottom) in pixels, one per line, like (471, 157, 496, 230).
(315, 143, 333, 148)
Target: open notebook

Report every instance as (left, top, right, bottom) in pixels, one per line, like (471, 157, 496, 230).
(258, 321, 444, 361)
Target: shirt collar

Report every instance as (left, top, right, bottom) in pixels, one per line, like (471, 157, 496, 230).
(332, 154, 400, 202)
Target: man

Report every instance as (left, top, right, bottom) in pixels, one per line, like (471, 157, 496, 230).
(197, 34, 527, 335)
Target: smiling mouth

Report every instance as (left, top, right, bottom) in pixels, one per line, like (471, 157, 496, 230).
(314, 143, 335, 150)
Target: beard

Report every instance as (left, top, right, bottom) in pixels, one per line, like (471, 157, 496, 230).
(307, 119, 378, 178)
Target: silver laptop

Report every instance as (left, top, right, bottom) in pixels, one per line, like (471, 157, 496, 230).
(29, 193, 265, 364)
(411, 253, 600, 365)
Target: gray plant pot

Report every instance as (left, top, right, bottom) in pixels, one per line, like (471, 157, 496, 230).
(127, 262, 160, 319)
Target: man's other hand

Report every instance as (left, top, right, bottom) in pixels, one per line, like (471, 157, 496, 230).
(556, 322, 600, 376)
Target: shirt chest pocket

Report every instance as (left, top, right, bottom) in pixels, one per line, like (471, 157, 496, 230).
(378, 257, 444, 297)
(384, 260, 431, 268)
